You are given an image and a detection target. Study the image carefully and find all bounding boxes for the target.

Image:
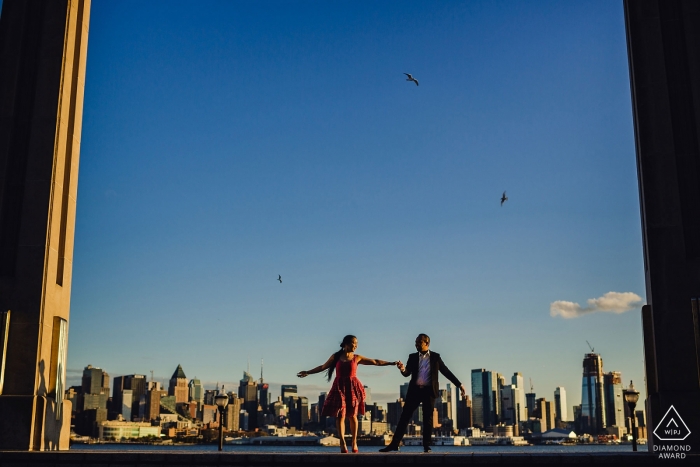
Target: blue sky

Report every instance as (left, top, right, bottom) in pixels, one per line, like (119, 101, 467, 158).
(67, 0, 644, 415)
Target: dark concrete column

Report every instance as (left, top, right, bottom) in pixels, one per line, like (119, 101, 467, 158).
(624, 0, 700, 452)
(0, 0, 90, 450)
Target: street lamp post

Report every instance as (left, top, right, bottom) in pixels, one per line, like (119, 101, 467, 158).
(623, 380, 640, 452)
(214, 385, 229, 452)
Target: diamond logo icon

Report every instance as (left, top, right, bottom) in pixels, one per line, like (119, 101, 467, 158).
(653, 405, 691, 441)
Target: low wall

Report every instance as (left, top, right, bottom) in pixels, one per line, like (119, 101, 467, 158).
(0, 451, 687, 466)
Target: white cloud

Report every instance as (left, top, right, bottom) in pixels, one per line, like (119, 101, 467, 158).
(550, 291, 643, 319)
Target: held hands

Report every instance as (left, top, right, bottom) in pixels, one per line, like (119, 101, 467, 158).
(297, 371, 308, 378)
(397, 361, 405, 372)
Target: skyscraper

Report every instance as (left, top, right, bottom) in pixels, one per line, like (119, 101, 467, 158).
(501, 384, 521, 426)
(471, 369, 495, 428)
(537, 398, 556, 432)
(526, 392, 537, 418)
(168, 365, 188, 404)
(554, 387, 567, 423)
(258, 360, 270, 415)
(495, 373, 505, 424)
(581, 353, 606, 435)
(281, 384, 298, 402)
(512, 372, 528, 423)
(239, 371, 258, 429)
(456, 392, 472, 430)
(189, 378, 203, 406)
(113, 375, 147, 420)
(82, 365, 109, 397)
(604, 371, 625, 428)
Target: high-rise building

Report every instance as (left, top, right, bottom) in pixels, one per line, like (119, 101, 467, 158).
(512, 373, 527, 422)
(239, 371, 258, 429)
(581, 353, 606, 435)
(435, 389, 451, 429)
(281, 384, 298, 402)
(554, 387, 567, 423)
(168, 365, 188, 404)
(189, 378, 203, 406)
(526, 392, 537, 418)
(82, 365, 109, 397)
(501, 384, 521, 426)
(146, 389, 166, 421)
(225, 393, 242, 431)
(258, 360, 270, 414)
(446, 383, 455, 423)
(604, 371, 625, 428)
(364, 386, 372, 405)
(75, 365, 109, 436)
(387, 399, 405, 431)
(113, 374, 147, 421)
(495, 373, 505, 424)
(471, 369, 496, 428)
(288, 396, 309, 429)
(537, 398, 555, 432)
(456, 392, 472, 430)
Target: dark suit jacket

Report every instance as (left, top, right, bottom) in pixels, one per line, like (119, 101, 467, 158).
(401, 351, 461, 399)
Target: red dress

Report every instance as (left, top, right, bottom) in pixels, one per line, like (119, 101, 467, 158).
(321, 357, 366, 417)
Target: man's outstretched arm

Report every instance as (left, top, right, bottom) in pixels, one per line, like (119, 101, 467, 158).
(438, 356, 467, 398)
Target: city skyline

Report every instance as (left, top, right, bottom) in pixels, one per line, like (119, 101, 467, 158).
(67, 347, 640, 421)
(67, 0, 645, 418)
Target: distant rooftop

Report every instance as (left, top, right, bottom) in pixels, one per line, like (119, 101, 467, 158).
(171, 364, 186, 379)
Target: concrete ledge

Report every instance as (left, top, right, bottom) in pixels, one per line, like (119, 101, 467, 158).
(0, 451, 691, 466)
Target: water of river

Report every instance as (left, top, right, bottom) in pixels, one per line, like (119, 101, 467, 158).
(71, 443, 640, 454)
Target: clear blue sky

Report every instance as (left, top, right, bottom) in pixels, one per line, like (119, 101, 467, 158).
(67, 0, 644, 416)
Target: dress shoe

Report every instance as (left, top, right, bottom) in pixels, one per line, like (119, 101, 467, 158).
(378, 445, 399, 452)
(424, 447, 432, 453)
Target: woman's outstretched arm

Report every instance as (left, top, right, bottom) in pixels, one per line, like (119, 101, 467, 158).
(297, 354, 335, 378)
(356, 355, 399, 366)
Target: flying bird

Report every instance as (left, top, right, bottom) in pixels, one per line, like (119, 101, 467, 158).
(278, 275, 282, 283)
(500, 191, 508, 206)
(404, 73, 419, 86)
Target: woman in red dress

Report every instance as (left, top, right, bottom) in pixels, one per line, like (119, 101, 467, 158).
(297, 335, 399, 453)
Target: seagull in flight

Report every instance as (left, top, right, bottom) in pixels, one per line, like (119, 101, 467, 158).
(500, 191, 508, 206)
(278, 275, 282, 283)
(404, 73, 419, 86)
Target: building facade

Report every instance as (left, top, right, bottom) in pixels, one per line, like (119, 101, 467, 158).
(581, 353, 606, 435)
(471, 369, 495, 428)
(554, 386, 567, 423)
(168, 365, 189, 404)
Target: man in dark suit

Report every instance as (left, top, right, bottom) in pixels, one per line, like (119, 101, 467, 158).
(379, 333, 466, 453)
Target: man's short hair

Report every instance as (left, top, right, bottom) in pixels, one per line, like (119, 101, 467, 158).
(417, 333, 430, 345)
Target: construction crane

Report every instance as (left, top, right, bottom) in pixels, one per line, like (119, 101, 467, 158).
(586, 341, 595, 353)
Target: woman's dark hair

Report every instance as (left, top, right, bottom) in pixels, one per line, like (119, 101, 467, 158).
(326, 335, 356, 381)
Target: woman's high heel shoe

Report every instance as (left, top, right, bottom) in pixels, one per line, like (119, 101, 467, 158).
(340, 445, 348, 453)
(352, 446, 359, 453)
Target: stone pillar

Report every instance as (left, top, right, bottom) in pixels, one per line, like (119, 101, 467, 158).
(0, 0, 90, 451)
(624, 0, 700, 451)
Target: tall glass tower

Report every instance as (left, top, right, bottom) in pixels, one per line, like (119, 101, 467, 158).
(471, 369, 495, 428)
(581, 353, 606, 435)
(554, 386, 567, 423)
(604, 371, 625, 428)
(512, 372, 528, 422)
